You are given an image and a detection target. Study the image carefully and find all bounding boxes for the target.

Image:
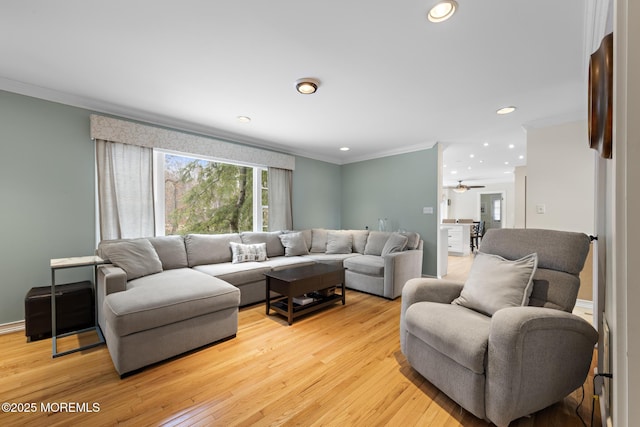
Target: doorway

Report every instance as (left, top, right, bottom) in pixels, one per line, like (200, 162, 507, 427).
(479, 192, 504, 231)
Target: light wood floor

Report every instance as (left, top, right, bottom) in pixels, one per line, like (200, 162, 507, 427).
(0, 256, 600, 427)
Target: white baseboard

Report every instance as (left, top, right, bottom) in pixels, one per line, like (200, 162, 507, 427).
(0, 320, 25, 335)
(575, 299, 594, 310)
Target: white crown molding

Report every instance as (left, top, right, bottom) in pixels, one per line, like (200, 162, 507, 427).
(339, 141, 438, 165)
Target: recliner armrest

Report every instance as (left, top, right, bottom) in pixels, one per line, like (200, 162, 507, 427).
(486, 307, 598, 426)
(400, 278, 464, 353)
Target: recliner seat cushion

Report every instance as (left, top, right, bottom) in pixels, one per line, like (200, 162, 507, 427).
(104, 268, 240, 337)
(405, 302, 491, 374)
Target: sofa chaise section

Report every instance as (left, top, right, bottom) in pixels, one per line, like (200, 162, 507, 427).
(101, 268, 239, 375)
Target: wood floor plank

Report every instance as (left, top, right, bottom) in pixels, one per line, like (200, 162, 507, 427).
(0, 255, 600, 427)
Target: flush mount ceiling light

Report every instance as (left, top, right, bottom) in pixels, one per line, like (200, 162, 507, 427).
(295, 78, 319, 94)
(236, 116, 251, 123)
(428, 0, 458, 23)
(340, 147, 350, 151)
(496, 106, 517, 115)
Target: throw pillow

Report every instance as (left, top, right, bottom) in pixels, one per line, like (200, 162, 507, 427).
(326, 231, 353, 254)
(363, 231, 391, 256)
(452, 252, 538, 316)
(400, 232, 421, 250)
(381, 233, 408, 256)
(100, 239, 163, 281)
(279, 232, 310, 256)
(229, 242, 268, 263)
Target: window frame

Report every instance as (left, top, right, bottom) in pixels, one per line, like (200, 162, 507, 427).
(153, 149, 267, 236)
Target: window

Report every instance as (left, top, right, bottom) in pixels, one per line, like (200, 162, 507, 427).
(492, 198, 502, 222)
(155, 151, 267, 235)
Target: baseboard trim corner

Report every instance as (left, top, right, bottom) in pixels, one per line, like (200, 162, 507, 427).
(0, 320, 25, 335)
(575, 299, 594, 310)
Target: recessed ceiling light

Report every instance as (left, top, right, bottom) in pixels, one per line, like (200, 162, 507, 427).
(237, 116, 251, 123)
(483, 142, 489, 147)
(479, 160, 484, 163)
(451, 170, 458, 175)
(428, 0, 458, 23)
(296, 78, 319, 94)
(340, 147, 350, 151)
(519, 155, 524, 159)
(508, 144, 515, 149)
(497, 106, 517, 115)
(469, 154, 475, 158)
(504, 161, 509, 165)
(467, 166, 472, 170)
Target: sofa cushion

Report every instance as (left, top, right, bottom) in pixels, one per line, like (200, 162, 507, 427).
(105, 268, 239, 337)
(100, 239, 163, 280)
(364, 231, 392, 256)
(381, 232, 408, 256)
(400, 232, 421, 250)
(185, 233, 241, 266)
(343, 255, 384, 276)
(240, 231, 285, 257)
(278, 232, 310, 256)
(405, 302, 491, 374)
(147, 235, 188, 270)
(452, 252, 538, 316)
(261, 256, 316, 270)
(193, 262, 271, 286)
(310, 228, 328, 253)
(326, 230, 353, 254)
(301, 253, 359, 264)
(230, 242, 268, 263)
(348, 230, 370, 254)
(298, 229, 313, 251)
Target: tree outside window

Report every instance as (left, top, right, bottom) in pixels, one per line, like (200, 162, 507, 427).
(162, 153, 265, 235)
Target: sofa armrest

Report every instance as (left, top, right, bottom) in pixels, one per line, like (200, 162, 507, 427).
(382, 249, 424, 299)
(98, 264, 127, 295)
(399, 277, 464, 353)
(486, 307, 598, 426)
(96, 264, 127, 333)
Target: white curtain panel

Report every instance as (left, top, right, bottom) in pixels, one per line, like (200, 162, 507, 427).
(96, 139, 155, 240)
(267, 167, 293, 231)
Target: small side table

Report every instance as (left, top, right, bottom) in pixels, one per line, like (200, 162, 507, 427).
(50, 256, 107, 357)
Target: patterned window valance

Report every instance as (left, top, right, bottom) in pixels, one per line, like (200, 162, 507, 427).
(89, 114, 295, 170)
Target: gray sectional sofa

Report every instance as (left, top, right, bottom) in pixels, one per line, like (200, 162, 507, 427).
(96, 229, 423, 375)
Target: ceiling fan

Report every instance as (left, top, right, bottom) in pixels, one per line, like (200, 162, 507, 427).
(447, 180, 486, 193)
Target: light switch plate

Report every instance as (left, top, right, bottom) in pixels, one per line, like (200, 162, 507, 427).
(423, 207, 434, 214)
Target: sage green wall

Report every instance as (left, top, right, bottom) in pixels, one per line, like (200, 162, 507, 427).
(0, 90, 438, 324)
(0, 90, 96, 325)
(292, 156, 342, 229)
(341, 149, 439, 276)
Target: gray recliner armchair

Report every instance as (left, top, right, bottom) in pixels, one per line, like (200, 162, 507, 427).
(400, 228, 598, 426)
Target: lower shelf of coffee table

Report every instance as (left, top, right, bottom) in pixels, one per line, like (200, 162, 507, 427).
(270, 293, 343, 320)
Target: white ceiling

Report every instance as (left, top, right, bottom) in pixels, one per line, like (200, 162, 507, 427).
(0, 1, 595, 186)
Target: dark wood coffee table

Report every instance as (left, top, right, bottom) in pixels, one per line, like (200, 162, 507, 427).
(265, 263, 345, 325)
